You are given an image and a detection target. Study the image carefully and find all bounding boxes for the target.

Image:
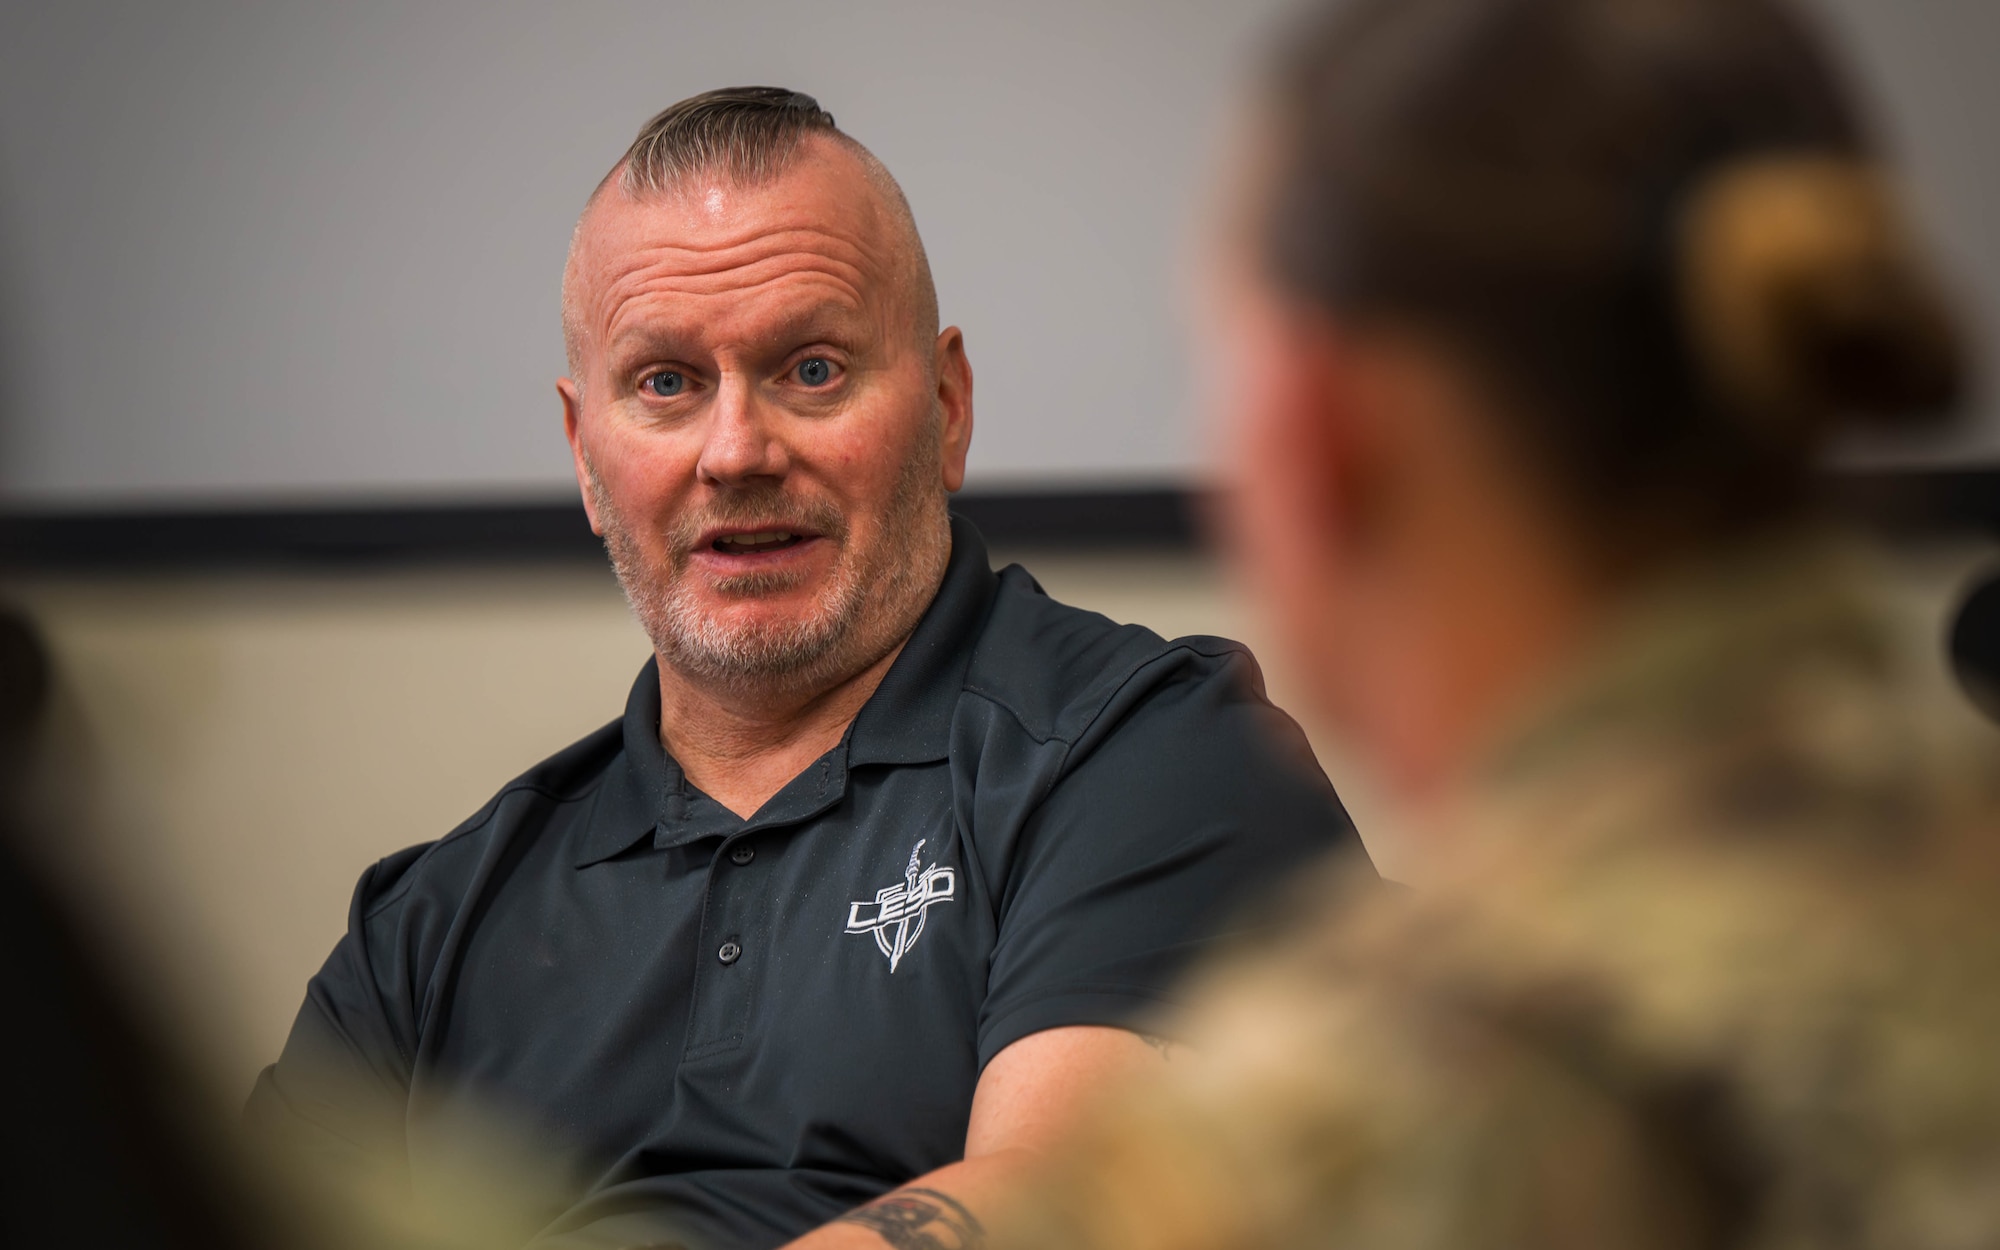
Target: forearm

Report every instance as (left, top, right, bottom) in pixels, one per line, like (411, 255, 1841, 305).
(789, 1027, 1170, 1250)
(782, 1149, 1039, 1250)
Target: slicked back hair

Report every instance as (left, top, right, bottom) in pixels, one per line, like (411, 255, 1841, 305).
(620, 86, 840, 194)
(562, 86, 940, 380)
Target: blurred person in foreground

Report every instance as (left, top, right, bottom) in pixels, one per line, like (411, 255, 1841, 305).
(0, 611, 269, 1249)
(247, 87, 1362, 1250)
(991, 0, 2000, 1247)
(1, 631, 534, 1249)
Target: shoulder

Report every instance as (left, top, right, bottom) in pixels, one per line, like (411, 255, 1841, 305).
(283, 718, 635, 1067)
(963, 563, 1265, 749)
(955, 564, 1354, 878)
(352, 717, 627, 924)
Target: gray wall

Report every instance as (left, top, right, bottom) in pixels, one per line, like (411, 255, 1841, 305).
(1, 0, 1994, 509)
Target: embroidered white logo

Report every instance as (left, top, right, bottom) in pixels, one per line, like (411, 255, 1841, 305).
(845, 839, 956, 972)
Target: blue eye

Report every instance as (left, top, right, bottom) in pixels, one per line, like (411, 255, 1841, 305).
(795, 358, 835, 386)
(643, 371, 686, 397)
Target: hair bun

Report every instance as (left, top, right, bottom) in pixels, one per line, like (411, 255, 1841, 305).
(1676, 155, 1966, 437)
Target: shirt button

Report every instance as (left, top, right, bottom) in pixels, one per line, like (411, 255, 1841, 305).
(717, 941, 742, 965)
(729, 845, 756, 866)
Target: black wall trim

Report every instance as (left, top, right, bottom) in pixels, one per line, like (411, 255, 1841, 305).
(0, 471, 1988, 572)
(0, 501, 604, 571)
(0, 487, 1199, 572)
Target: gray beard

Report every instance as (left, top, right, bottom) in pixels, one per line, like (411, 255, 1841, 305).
(590, 442, 951, 700)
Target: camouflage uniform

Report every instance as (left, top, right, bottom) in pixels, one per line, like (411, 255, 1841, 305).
(993, 538, 2000, 1250)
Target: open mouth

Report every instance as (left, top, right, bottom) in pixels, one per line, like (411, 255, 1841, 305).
(710, 530, 810, 556)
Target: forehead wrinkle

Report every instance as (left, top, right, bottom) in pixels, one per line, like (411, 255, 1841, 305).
(567, 138, 927, 374)
(604, 249, 869, 305)
(619, 218, 887, 274)
(586, 230, 889, 352)
(601, 267, 871, 353)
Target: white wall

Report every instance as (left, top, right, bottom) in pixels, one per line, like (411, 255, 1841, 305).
(1, 0, 1994, 510)
(0, 0, 1292, 506)
(1814, 0, 2000, 467)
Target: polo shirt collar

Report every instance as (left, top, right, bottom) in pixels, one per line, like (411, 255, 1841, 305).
(847, 513, 997, 768)
(572, 514, 996, 868)
(570, 661, 677, 867)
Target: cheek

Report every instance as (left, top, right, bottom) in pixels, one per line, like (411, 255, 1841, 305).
(1231, 430, 1325, 638)
(586, 414, 702, 527)
(1218, 331, 1324, 597)
(795, 386, 936, 514)
(1215, 333, 1350, 696)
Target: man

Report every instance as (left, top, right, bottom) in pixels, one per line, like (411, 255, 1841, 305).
(247, 87, 1362, 1250)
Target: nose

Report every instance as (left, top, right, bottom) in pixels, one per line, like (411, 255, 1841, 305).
(694, 375, 790, 488)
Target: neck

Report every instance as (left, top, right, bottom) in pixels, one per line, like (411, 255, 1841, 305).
(656, 639, 910, 820)
(1357, 512, 1610, 812)
(657, 512, 957, 819)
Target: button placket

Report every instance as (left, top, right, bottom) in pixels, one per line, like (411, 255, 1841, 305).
(683, 834, 778, 1061)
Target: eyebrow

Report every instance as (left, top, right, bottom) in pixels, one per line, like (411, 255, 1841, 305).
(752, 303, 874, 351)
(606, 300, 875, 365)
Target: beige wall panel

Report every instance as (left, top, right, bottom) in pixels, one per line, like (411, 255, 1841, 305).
(9, 540, 1985, 1104)
(7, 549, 1393, 1104)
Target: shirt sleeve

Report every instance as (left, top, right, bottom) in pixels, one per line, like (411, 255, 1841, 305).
(975, 641, 1367, 1067)
(244, 844, 431, 1174)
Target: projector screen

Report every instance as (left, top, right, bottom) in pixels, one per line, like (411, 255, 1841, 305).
(0, 0, 1994, 511)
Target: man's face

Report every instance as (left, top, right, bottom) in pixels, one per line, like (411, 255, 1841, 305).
(560, 141, 972, 694)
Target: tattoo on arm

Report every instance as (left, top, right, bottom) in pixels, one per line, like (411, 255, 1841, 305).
(834, 1187, 985, 1250)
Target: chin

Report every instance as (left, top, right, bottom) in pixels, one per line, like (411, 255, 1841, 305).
(694, 588, 835, 628)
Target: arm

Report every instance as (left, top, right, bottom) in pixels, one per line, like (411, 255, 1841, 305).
(246, 848, 429, 1172)
(783, 1026, 1168, 1250)
(793, 643, 1354, 1250)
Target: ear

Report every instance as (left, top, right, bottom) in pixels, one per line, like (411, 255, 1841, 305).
(558, 377, 605, 537)
(933, 327, 975, 492)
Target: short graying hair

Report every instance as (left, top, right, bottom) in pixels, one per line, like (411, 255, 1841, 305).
(562, 86, 939, 379)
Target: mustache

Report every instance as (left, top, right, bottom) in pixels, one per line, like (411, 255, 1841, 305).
(665, 487, 849, 553)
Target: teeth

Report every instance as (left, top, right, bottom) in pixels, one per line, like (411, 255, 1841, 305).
(720, 531, 796, 549)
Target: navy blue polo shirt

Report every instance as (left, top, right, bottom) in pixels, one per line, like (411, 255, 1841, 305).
(248, 517, 1364, 1249)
